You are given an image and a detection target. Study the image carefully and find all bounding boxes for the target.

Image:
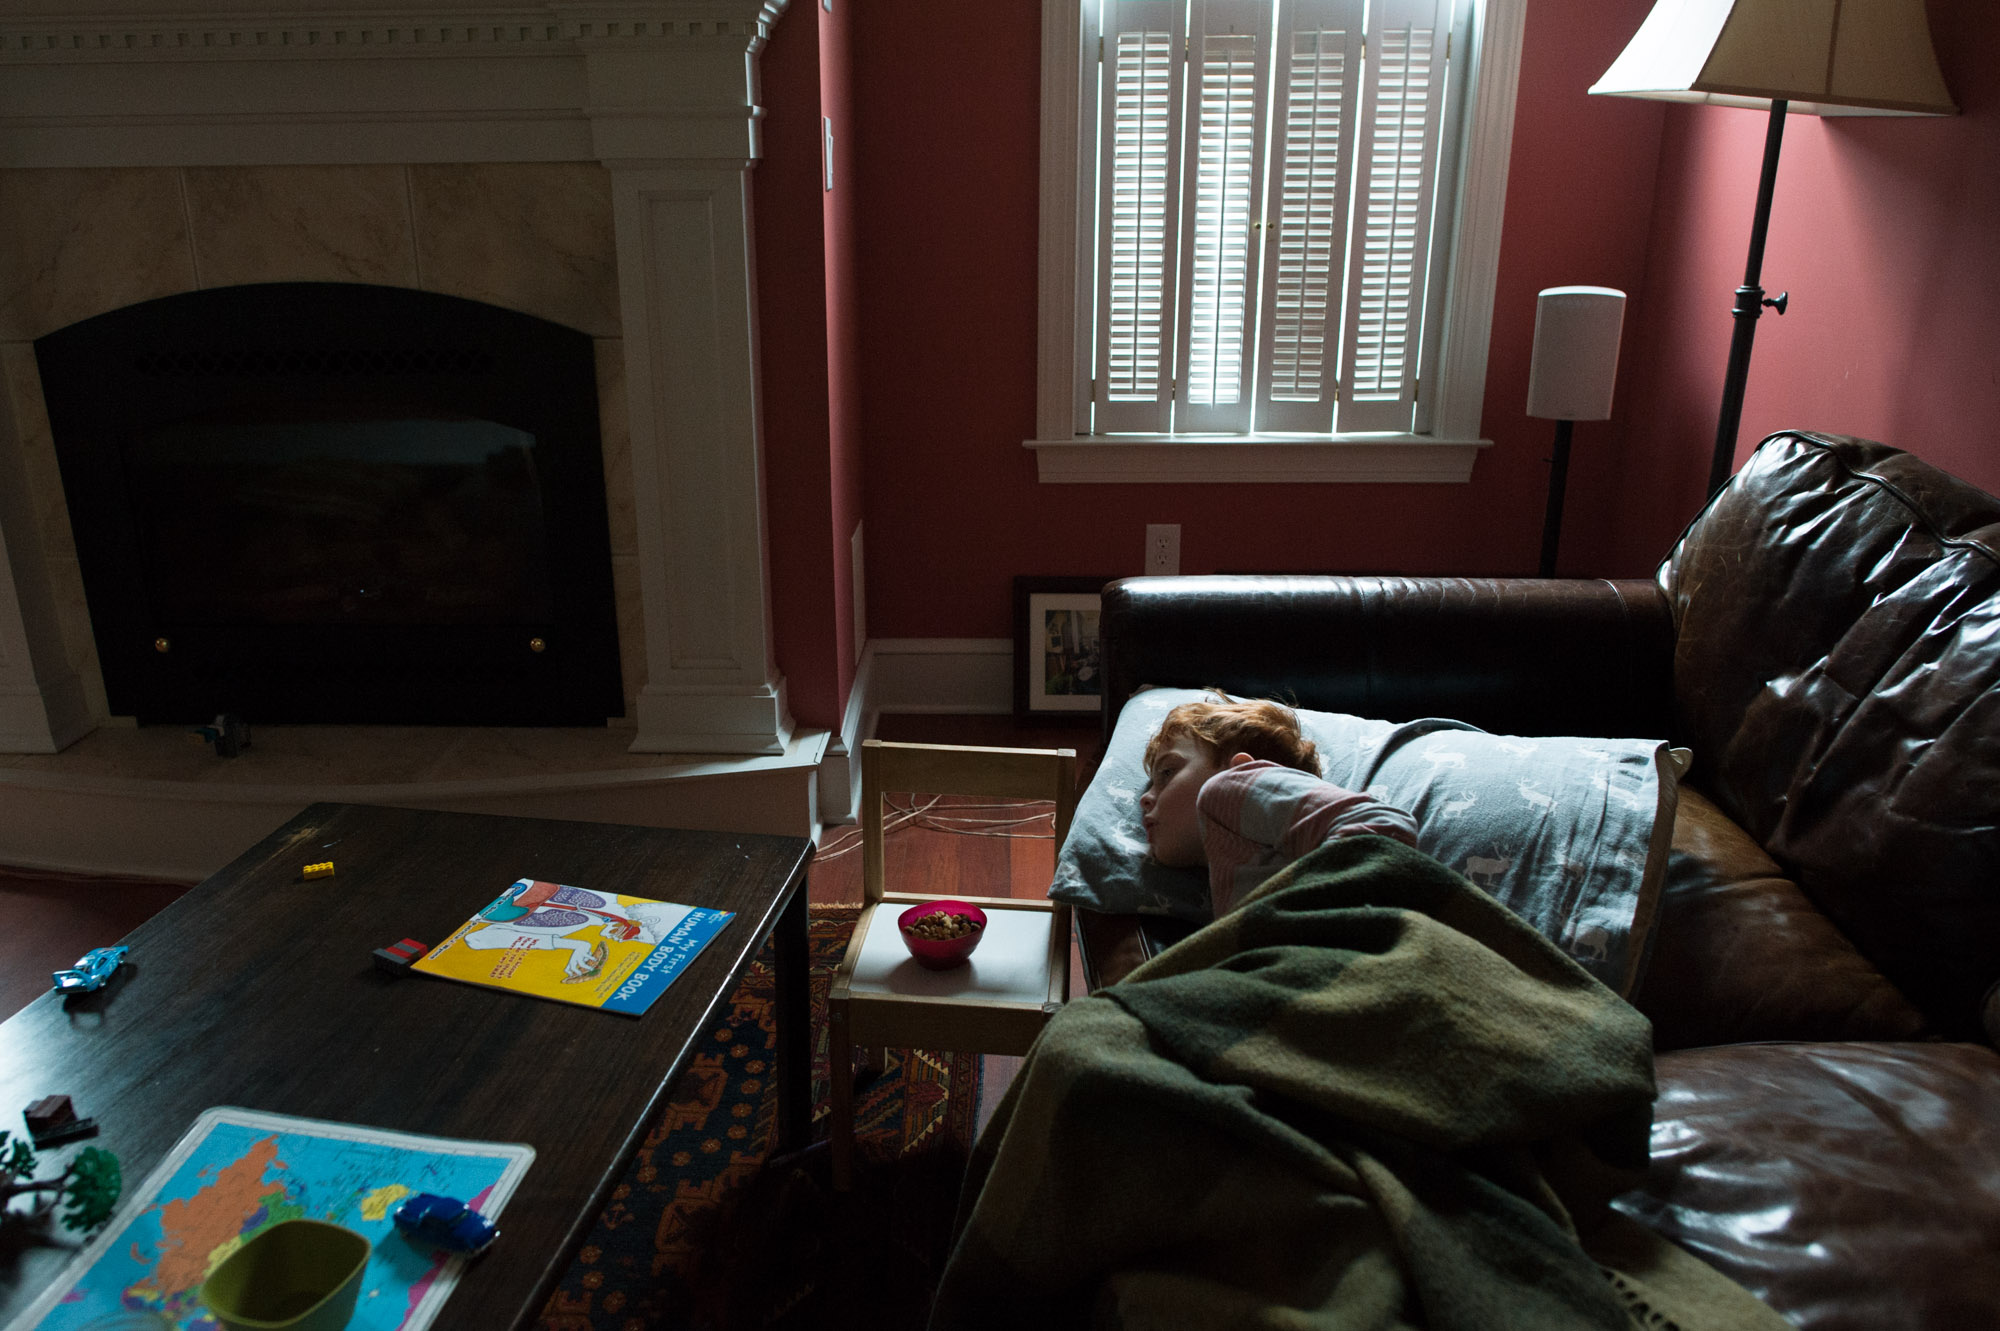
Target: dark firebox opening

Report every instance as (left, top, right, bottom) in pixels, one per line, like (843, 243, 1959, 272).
(37, 283, 623, 727)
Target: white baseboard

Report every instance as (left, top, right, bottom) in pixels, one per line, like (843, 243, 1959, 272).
(812, 637, 1015, 830)
(869, 638, 1012, 715)
(815, 644, 876, 830)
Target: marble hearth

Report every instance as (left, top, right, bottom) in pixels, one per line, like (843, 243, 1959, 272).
(0, 1, 831, 876)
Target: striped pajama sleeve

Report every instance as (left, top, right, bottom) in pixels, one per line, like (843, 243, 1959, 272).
(1198, 760, 1419, 917)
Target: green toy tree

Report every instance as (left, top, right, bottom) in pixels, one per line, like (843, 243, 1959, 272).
(0, 1131, 121, 1231)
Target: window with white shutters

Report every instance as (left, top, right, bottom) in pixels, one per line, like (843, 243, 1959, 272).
(1079, 0, 1468, 439)
(1094, 2, 1185, 432)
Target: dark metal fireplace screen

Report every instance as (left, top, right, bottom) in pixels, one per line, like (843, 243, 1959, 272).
(36, 282, 623, 727)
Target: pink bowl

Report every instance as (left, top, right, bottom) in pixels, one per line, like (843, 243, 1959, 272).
(897, 900, 988, 970)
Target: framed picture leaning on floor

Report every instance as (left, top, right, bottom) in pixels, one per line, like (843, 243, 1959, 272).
(1013, 576, 1110, 721)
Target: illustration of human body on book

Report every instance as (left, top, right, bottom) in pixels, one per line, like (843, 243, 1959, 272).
(414, 879, 732, 1016)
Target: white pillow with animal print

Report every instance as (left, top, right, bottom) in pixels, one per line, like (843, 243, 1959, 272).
(1050, 689, 1683, 997)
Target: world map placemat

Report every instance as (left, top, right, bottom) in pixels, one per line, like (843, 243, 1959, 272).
(7, 1107, 534, 1331)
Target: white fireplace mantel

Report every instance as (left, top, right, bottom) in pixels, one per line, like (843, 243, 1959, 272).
(0, 0, 799, 755)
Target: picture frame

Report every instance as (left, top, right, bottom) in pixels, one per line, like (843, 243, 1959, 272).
(1013, 576, 1111, 722)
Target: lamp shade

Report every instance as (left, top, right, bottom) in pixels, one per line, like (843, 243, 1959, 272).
(1527, 287, 1625, 422)
(1590, 0, 1955, 116)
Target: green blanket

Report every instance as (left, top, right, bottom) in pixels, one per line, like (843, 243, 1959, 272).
(931, 836, 1789, 1331)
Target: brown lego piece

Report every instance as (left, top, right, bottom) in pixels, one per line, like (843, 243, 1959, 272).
(24, 1094, 97, 1147)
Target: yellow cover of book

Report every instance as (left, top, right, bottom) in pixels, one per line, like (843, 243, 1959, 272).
(412, 878, 734, 1015)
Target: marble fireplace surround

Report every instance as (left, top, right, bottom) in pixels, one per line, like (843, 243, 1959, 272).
(0, 0, 806, 768)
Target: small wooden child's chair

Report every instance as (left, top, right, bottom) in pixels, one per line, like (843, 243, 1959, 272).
(825, 739, 1077, 1189)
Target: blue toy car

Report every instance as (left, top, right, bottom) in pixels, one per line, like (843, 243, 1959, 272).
(392, 1193, 499, 1256)
(52, 946, 128, 995)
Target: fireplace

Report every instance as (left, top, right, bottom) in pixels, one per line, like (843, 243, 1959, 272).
(0, 0, 804, 765)
(35, 282, 622, 726)
(0, 1, 840, 880)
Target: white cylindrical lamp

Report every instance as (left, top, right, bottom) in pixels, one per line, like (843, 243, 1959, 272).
(1527, 286, 1626, 576)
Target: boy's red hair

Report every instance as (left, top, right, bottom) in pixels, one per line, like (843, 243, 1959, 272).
(1143, 691, 1320, 777)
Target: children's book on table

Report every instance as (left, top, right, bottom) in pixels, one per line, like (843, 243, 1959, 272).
(412, 878, 734, 1016)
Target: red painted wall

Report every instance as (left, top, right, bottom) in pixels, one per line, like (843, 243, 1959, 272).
(1606, 0, 2000, 573)
(839, 0, 1667, 640)
(1475, 0, 1665, 578)
(821, 0, 865, 707)
(758, 0, 863, 730)
(756, 5, 835, 727)
(760, 0, 1996, 707)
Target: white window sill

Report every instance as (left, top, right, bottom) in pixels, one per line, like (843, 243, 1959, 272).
(1023, 435, 1492, 483)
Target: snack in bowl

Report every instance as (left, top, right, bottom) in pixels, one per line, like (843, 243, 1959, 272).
(897, 899, 988, 970)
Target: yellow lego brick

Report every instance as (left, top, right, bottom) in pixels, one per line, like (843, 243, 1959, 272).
(302, 861, 335, 880)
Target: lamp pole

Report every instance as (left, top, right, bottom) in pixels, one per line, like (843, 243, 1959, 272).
(1709, 98, 1791, 496)
(1539, 419, 1573, 577)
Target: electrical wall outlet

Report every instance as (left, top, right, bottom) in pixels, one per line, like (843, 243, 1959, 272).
(1145, 523, 1180, 576)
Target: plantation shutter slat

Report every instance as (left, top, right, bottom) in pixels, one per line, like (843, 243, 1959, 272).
(1174, 0, 1273, 434)
(1094, 0, 1187, 434)
(1255, 0, 1365, 432)
(1335, 0, 1450, 433)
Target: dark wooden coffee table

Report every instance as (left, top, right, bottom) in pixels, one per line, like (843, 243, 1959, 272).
(0, 802, 813, 1330)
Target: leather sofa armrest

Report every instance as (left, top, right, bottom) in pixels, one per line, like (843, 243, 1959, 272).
(1100, 575, 1677, 749)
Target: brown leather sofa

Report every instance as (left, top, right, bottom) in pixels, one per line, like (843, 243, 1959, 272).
(1074, 431, 2000, 1329)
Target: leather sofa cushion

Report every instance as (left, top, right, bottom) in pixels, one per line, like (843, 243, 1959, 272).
(1616, 1040, 2000, 1330)
(1631, 788, 1927, 1049)
(1664, 433, 2000, 1039)
(1660, 432, 2000, 1039)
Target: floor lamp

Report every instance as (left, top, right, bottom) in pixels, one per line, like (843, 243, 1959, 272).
(1528, 287, 1625, 578)
(1589, 0, 1955, 497)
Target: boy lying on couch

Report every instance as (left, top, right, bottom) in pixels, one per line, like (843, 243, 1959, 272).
(1138, 694, 1419, 914)
(928, 697, 1787, 1331)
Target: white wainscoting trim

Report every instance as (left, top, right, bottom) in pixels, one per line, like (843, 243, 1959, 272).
(815, 641, 876, 829)
(868, 639, 1013, 716)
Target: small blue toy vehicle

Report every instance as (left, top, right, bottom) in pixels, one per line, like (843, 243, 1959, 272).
(52, 946, 128, 995)
(392, 1193, 499, 1256)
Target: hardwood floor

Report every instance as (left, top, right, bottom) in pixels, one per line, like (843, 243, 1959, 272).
(0, 867, 194, 1019)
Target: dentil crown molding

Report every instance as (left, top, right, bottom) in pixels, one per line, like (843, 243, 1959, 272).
(0, 1, 792, 167)
(1, 4, 787, 59)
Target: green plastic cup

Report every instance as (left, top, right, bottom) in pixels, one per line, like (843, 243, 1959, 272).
(199, 1218, 371, 1331)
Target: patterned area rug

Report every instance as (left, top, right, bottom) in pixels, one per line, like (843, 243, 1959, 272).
(536, 904, 980, 1331)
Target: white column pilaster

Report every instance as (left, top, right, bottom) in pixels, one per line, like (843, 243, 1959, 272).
(0, 402, 90, 752)
(591, 0, 792, 753)
(609, 163, 791, 754)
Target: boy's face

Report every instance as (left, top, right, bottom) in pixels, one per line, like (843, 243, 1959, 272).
(1140, 735, 1225, 867)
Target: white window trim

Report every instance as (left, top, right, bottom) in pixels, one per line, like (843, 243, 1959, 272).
(1027, 0, 1524, 483)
